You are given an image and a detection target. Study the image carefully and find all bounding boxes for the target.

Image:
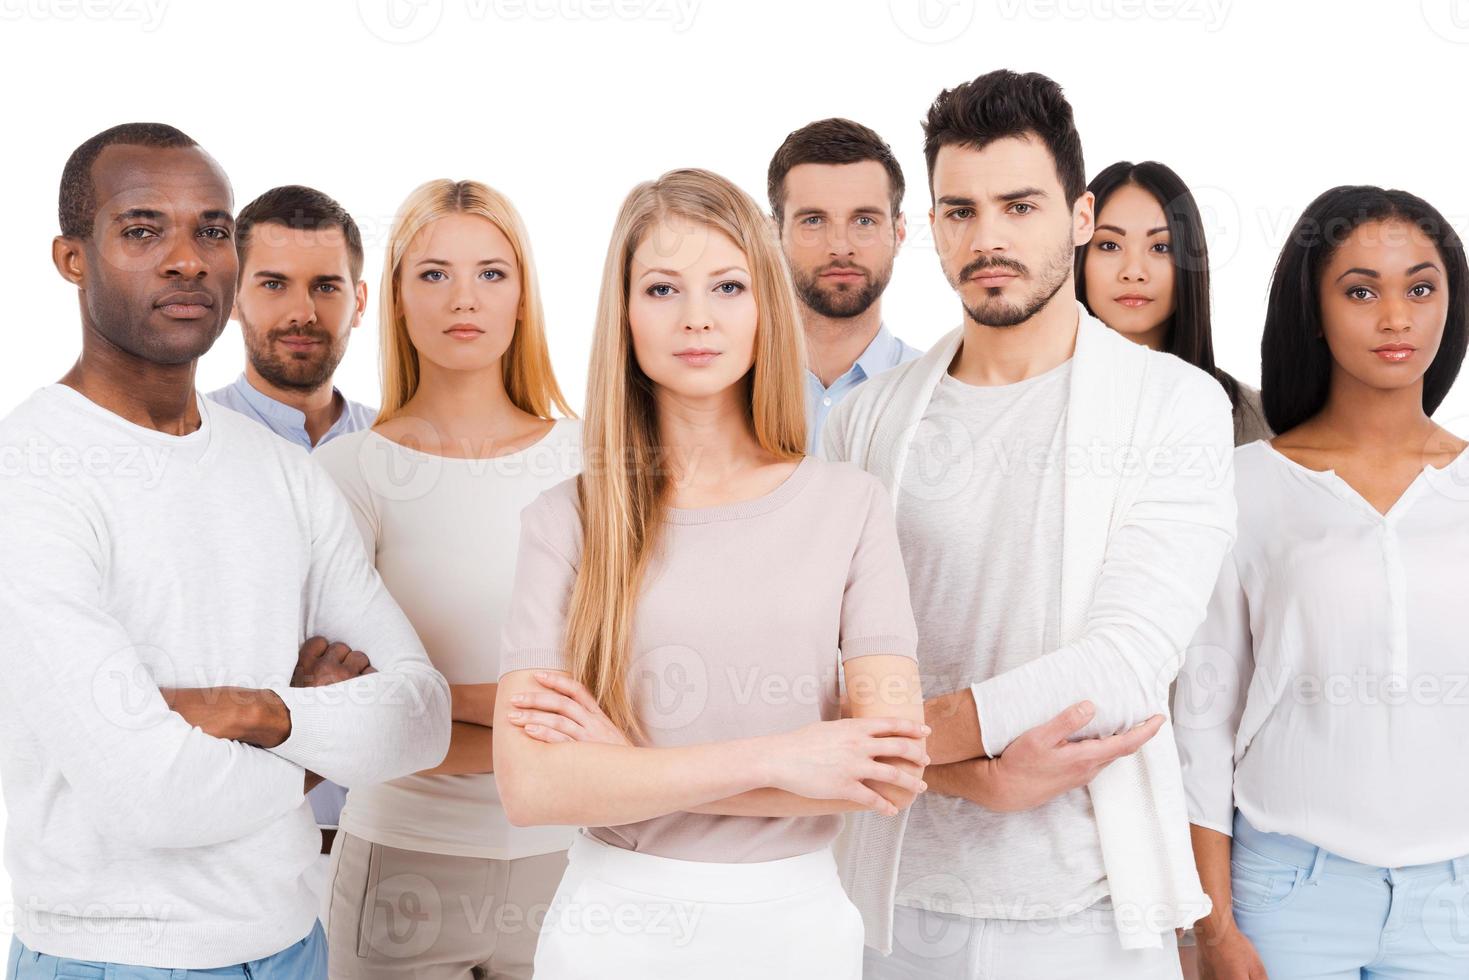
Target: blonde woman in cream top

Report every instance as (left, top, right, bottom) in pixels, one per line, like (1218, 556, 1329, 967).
(316, 178, 578, 980)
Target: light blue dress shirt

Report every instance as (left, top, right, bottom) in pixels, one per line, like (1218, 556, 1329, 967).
(206, 373, 377, 450)
(805, 323, 922, 455)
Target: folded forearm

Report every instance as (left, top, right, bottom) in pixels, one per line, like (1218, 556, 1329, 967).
(450, 683, 497, 726)
(500, 737, 771, 827)
(971, 628, 1163, 755)
(419, 721, 494, 776)
(109, 722, 306, 848)
(162, 686, 292, 747)
(268, 662, 451, 786)
(922, 760, 985, 803)
(924, 688, 985, 764)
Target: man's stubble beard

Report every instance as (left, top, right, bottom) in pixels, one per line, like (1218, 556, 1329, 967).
(952, 234, 1075, 329)
(240, 313, 348, 393)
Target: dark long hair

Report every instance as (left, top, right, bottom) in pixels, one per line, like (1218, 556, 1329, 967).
(1261, 185, 1469, 435)
(1076, 160, 1241, 411)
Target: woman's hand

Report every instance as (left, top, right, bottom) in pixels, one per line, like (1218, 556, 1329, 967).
(507, 675, 931, 817)
(505, 671, 632, 746)
(1196, 923, 1269, 980)
(757, 717, 930, 817)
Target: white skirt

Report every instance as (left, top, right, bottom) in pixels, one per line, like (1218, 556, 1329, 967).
(532, 829, 864, 979)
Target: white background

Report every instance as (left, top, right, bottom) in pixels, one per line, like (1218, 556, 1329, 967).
(3, 0, 1468, 953)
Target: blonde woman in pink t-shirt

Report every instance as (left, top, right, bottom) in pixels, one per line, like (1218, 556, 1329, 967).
(493, 168, 929, 979)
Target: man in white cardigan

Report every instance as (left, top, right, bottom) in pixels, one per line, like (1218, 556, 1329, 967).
(824, 71, 1236, 978)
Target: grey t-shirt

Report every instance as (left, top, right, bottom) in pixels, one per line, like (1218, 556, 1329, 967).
(893, 358, 1110, 920)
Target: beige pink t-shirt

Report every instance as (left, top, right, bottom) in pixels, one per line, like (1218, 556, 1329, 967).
(498, 455, 918, 863)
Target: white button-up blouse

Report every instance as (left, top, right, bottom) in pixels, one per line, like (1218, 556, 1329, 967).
(1175, 439, 1469, 868)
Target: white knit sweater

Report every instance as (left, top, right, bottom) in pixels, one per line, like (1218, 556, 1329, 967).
(825, 302, 1236, 952)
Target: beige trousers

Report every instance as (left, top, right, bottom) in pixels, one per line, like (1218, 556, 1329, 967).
(326, 830, 569, 979)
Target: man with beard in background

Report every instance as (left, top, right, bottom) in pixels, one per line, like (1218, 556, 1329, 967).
(767, 118, 921, 453)
(208, 184, 376, 448)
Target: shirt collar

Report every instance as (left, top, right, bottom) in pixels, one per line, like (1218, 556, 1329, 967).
(851, 322, 902, 382)
(230, 373, 344, 437)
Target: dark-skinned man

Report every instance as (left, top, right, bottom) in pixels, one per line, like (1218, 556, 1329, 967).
(0, 123, 450, 979)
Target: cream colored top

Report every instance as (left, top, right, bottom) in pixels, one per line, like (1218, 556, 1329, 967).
(315, 420, 582, 860)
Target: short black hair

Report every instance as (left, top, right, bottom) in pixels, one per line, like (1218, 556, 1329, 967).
(236, 185, 365, 282)
(767, 118, 906, 223)
(1261, 185, 1469, 434)
(922, 70, 1086, 206)
(58, 122, 199, 239)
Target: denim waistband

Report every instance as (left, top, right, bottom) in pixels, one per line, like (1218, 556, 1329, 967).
(1233, 810, 1469, 884)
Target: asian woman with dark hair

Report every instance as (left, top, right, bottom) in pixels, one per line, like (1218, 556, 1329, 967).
(1077, 160, 1271, 444)
(1175, 185, 1469, 979)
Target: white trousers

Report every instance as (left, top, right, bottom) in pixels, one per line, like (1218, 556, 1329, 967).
(863, 901, 1183, 980)
(532, 830, 864, 979)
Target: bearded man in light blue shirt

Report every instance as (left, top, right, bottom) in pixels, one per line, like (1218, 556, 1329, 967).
(768, 118, 921, 453)
(208, 184, 375, 450)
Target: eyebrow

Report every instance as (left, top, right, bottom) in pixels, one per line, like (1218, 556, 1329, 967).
(790, 205, 888, 217)
(112, 207, 233, 224)
(113, 208, 164, 223)
(937, 187, 1049, 208)
(1095, 224, 1169, 236)
(997, 186, 1049, 202)
(252, 271, 348, 284)
(415, 256, 510, 265)
(639, 265, 747, 278)
(1336, 260, 1443, 282)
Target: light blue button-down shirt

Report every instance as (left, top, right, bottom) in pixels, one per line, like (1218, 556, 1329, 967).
(805, 323, 922, 455)
(206, 373, 377, 451)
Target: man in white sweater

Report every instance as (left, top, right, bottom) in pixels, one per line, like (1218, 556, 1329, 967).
(824, 72, 1236, 978)
(0, 123, 451, 976)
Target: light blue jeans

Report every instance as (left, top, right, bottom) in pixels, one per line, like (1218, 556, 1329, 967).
(1232, 810, 1469, 978)
(5, 920, 326, 980)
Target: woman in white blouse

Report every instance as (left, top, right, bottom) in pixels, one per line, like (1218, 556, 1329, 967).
(1175, 185, 1469, 979)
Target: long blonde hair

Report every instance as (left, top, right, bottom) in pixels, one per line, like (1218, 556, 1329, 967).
(566, 168, 808, 740)
(375, 179, 573, 422)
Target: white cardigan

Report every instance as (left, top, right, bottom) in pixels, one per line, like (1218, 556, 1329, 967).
(825, 302, 1237, 952)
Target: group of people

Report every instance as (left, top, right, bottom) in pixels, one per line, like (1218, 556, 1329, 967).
(0, 66, 1464, 980)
